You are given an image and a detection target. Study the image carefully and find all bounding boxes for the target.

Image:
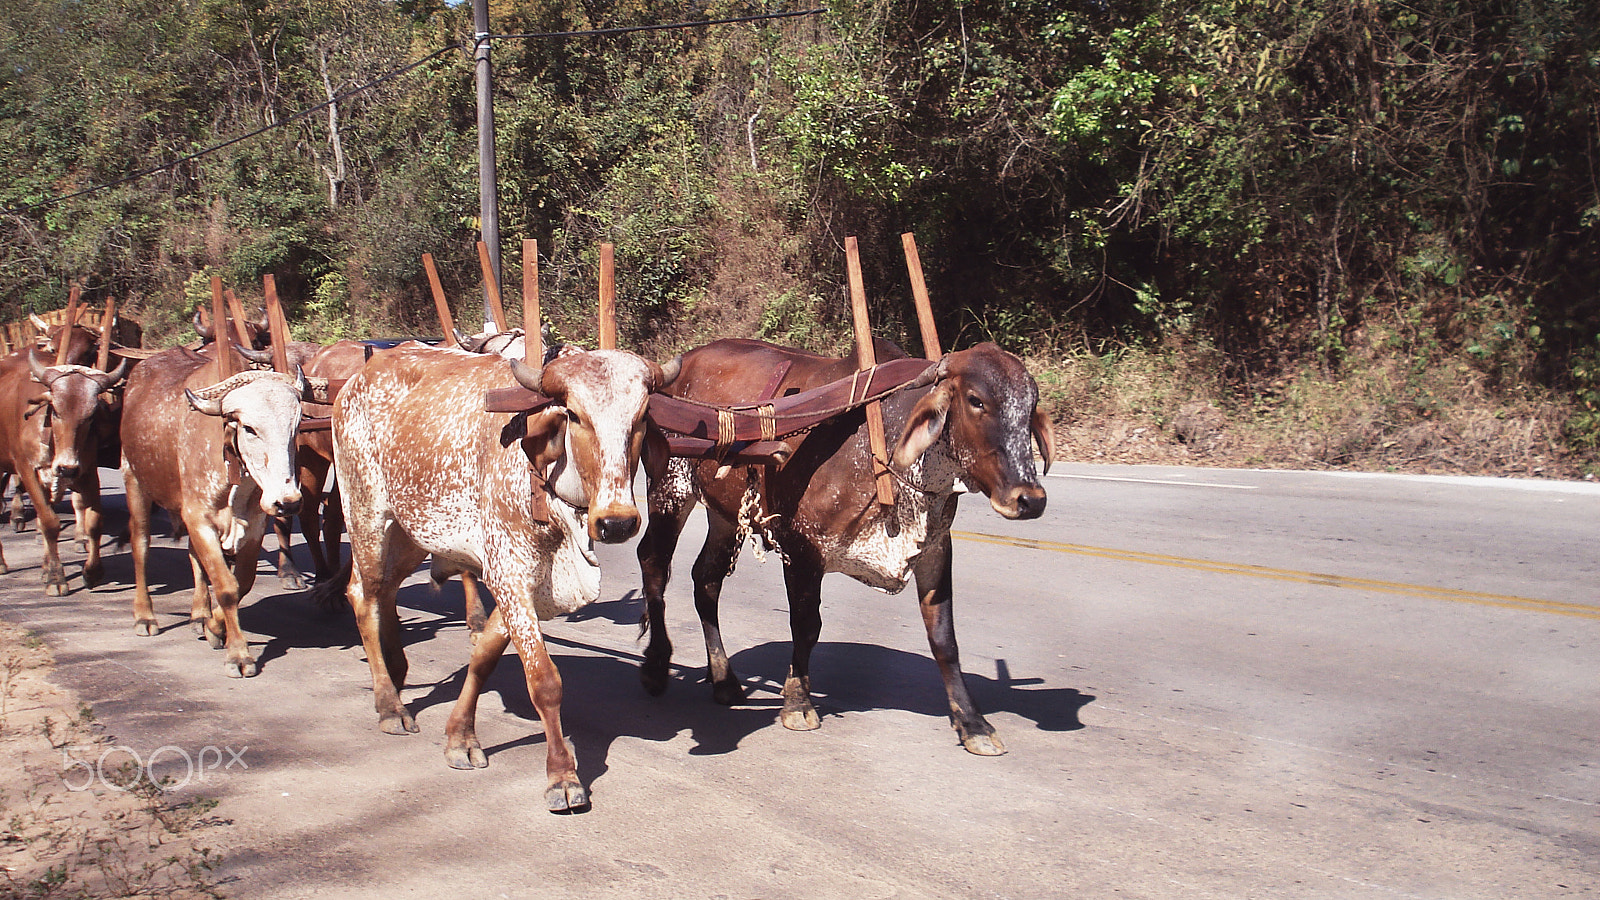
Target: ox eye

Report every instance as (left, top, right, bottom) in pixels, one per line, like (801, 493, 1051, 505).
(565, 409, 581, 425)
(242, 424, 258, 437)
(967, 393, 986, 412)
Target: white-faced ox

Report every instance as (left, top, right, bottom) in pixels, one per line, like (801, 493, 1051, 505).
(120, 347, 319, 677)
(637, 338, 1052, 755)
(0, 346, 129, 594)
(332, 343, 674, 812)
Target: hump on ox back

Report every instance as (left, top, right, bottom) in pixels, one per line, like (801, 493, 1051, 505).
(330, 342, 676, 812)
(634, 338, 1052, 756)
(119, 345, 313, 679)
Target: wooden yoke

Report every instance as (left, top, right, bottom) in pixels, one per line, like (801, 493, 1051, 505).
(523, 239, 542, 362)
(54, 284, 81, 366)
(477, 241, 508, 333)
(95, 298, 116, 372)
(422, 253, 457, 343)
(902, 233, 943, 362)
(845, 237, 895, 507)
(263, 275, 291, 374)
(598, 243, 616, 350)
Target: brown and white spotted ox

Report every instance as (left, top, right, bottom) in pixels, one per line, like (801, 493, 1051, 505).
(637, 338, 1052, 755)
(332, 342, 674, 811)
(0, 340, 129, 593)
(120, 346, 317, 677)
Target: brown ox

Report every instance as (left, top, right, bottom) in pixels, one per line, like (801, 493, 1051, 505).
(637, 338, 1052, 755)
(332, 343, 673, 811)
(121, 347, 314, 677)
(0, 335, 128, 593)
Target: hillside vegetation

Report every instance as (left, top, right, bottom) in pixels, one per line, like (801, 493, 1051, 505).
(3, 0, 1598, 475)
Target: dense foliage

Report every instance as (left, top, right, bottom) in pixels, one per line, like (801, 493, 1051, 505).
(2, 0, 1598, 444)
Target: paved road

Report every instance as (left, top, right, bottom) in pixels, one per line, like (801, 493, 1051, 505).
(1, 464, 1596, 899)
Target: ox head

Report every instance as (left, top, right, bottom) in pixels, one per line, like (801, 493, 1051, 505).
(192, 306, 270, 349)
(891, 342, 1053, 520)
(185, 369, 321, 517)
(509, 350, 679, 544)
(26, 352, 131, 486)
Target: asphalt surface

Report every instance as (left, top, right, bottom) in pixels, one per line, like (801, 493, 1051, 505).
(0, 463, 1596, 899)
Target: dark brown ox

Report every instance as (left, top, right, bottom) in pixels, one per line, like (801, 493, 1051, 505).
(332, 343, 673, 812)
(120, 347, 315, 677)
(0, 345, 129, 593)
(637, 338, 1052, 755)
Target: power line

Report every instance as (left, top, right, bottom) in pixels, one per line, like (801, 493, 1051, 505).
(2, 7, 827, 217)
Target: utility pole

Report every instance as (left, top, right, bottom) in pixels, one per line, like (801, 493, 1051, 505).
(473, 0, 501, 331)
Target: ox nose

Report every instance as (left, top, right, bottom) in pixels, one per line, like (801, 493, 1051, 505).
(593, 513, 640, 544)
(273, 497, 303, 518)
(54, 464, 80, 481)
(1013, 488, 1047, 520)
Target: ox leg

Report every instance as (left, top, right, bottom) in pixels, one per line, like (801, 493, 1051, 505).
(70, 490, 89, 551)
(295, 447, 329, 584)
(0, 474, 9, 574)
(188, 552, 214, 639)
(912, 529, 1003, 756)
(501, 604, 586, 812)
(691, 511, 746, 706)
(268, 516, 305, 591)
(186, 521, 257, 678)
(11, 482, 26, 533)
(780, 552, 824, 731)
(443, 606, 509, 769)
(320, 483, 345, 584)
(461, 571, 488, 643)
(73, 470, 104, 589)
(635, 498, 695, 696)
(124, 469, 158, 635)
(19, 467, 66, 596)
(348, 530, 426, 734)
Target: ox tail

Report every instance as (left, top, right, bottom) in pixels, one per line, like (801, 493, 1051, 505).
(637, 609, 652, 641)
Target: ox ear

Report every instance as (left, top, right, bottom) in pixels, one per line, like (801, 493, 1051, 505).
(184, 388, 226, 417)
(1031, 406, 1055, 475)
(893, 385, 951, 469)
(642, 420, 671, 485)
(521, 407, 568, 473)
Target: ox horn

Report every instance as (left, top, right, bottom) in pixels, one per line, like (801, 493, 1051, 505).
(26, 349, 56, 385)
(903, 357, 947, 391)
(91, 357, 133, 390)
(192, 304, 214, 339)
(29, 313, 51, 333)
(509, 357, 544, 394)
(233, 343, 275, 367)
(654, 355, 682, 391)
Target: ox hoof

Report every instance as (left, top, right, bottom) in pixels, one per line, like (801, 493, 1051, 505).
(81, 563, 103, 590)
(189, 618, 208, 639)
(780, 705, 822, 732)
(279, 571, 308, 591)
(545, 779, 589, 814)
(960, 731, 1007, 756)
(379, 712, 418, 735)
(133, 619, 157, 637)
(639, 664, 670, 697)
(224, 658, 258, 678)
(710, 676, 746, 706)
(445, 742, 488, 770)
(45, 580, 67, 597)
(205, 629, 225, 650)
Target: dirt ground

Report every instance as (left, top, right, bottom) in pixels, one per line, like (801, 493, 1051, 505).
(0, 619, 223, 899)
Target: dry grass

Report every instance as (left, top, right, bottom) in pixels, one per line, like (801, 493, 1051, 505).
(0, 620, 225, 900)
(1031, 337, 1586, 479)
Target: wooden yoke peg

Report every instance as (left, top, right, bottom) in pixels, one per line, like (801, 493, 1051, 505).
(845, 237, 895, 507)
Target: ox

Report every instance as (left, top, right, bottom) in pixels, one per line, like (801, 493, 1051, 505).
(637, 338, 1052, 755)
(121, 346, 316, 677)
(0, 340, 128, 593)
(332, 343, 673, 811)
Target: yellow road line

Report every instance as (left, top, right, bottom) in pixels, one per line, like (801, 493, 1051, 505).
(951, 530, 1600, 621)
